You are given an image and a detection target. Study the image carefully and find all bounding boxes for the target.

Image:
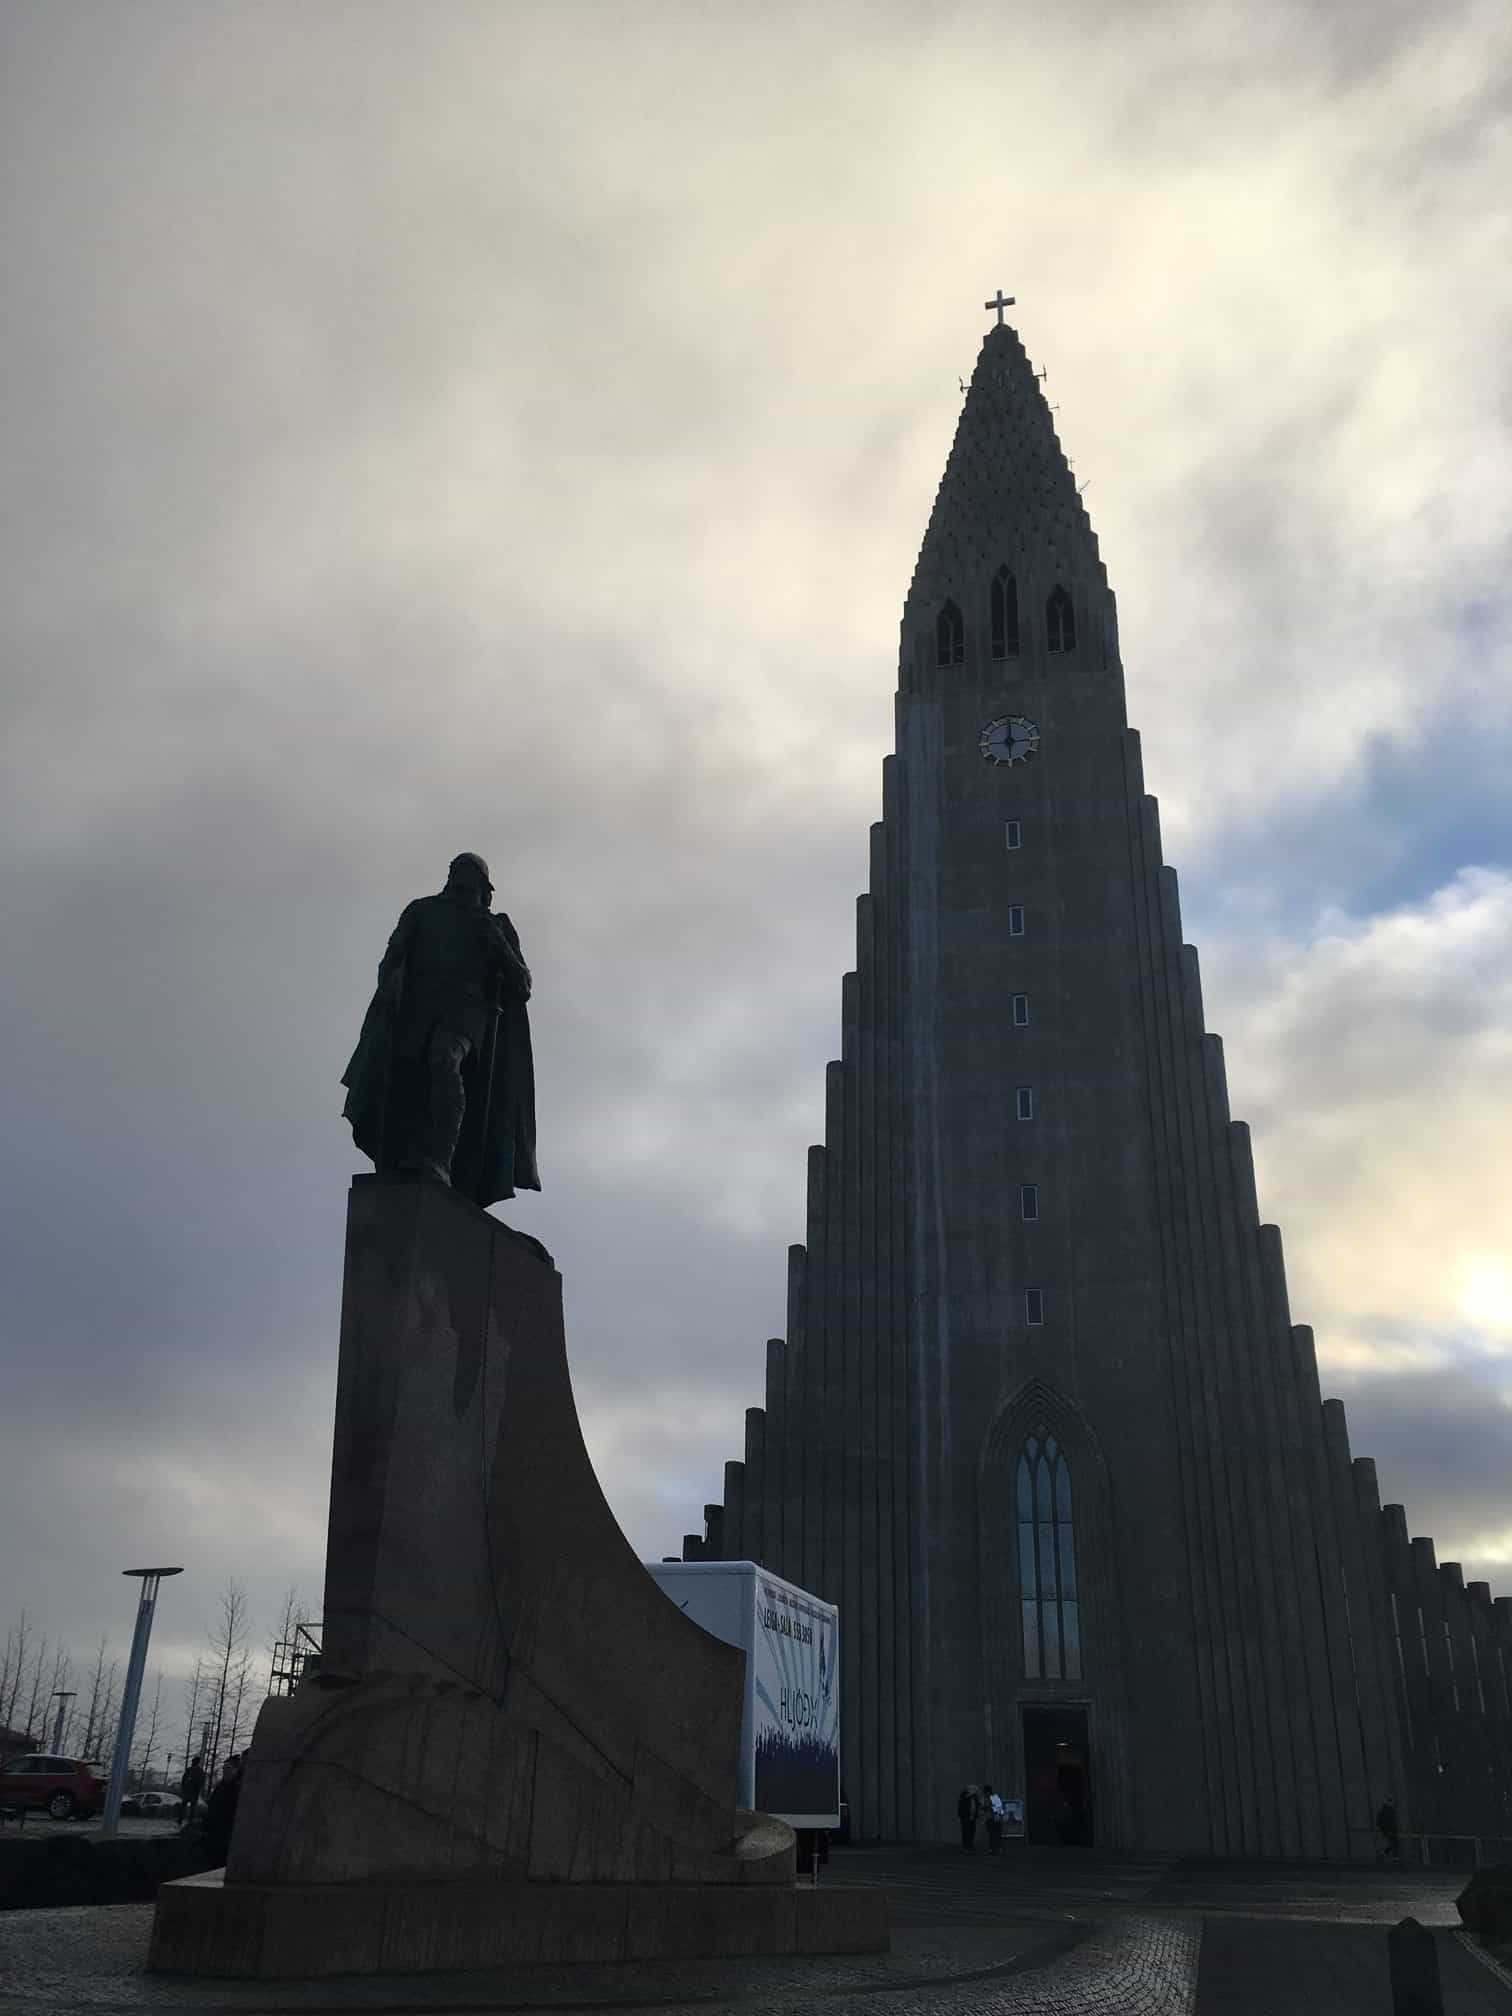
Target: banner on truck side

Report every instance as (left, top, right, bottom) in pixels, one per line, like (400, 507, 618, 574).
(752, 1577, 840, 1827)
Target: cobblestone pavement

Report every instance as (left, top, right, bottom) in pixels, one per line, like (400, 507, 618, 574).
(824, 1845, 1180, 1927)
(3, 1845, 1510, 2015)
(1196, 1917, 1512, 2014)
(1147, 1855, 1485, 1924)
(0, 1904, 1196, 2016)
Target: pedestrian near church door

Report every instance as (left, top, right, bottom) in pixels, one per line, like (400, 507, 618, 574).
(1022, 1704, 1093, 1845)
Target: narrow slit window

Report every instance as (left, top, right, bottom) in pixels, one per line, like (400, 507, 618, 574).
(1021, 1184, 1039, 1221)
(990, 566, 1020, 658)
(1012, 993, 1029, 1026)
(1024, 1287, 1045, 1326)
(1016, 1086, 1034, 1120)
(1008, 904, 1025, 937)
(936, 599, 965, 667)
(1390, 1592, 1414, 1745)
(1046, 583, 1076, 653)
(1005, 819, 1022, 850)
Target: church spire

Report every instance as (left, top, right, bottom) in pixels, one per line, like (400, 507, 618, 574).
(902, 315, 1114, 686)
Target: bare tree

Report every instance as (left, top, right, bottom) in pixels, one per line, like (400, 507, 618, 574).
(180, 1657, 208, 1778)
(20, 1636, 53, 1753)
(78, 1638, 117, 1762)
(0, 1612, 31, 1736)
(203, 1581, 253, 1778)
(132, 1672, 166, 1790)
(92, 1663, 121, 1776)
(43, 1643, 73, 1752)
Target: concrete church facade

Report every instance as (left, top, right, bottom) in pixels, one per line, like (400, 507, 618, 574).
(683, 315, 1512, 1858)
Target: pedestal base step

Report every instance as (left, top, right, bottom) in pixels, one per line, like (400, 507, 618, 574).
(148, 1870, 888, 1979)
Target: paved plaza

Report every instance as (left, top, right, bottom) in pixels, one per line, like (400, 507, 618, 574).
(1, 1845, 1510, 2014)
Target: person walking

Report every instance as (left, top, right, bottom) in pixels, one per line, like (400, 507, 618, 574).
(1375, 1794, 1400, 1862)
(177, 1754, 204, 1829)
(203, 1754, 244, 1866)
(956, 1784, 979, 1850)
(984, 1782, 1005, 1854)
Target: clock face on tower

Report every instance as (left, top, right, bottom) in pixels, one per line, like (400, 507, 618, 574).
(978, 714, 1040, 766)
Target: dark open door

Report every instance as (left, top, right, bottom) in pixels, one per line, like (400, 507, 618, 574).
(1022, 1704, 1092, 1845)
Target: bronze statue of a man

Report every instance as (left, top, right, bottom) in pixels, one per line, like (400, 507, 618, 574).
(342, 853, 540, 1207)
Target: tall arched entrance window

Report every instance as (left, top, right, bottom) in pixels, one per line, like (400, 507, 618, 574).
(980, 1379, 1128, 1849)
(1017, 1429, 1081, 1680)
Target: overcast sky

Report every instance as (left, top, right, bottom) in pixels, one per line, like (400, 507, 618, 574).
(2, 0, 1510, 1698)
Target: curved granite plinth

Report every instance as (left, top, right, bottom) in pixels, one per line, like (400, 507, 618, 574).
(147, 1178, 886, 1977)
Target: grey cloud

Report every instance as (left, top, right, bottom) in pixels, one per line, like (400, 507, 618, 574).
(1338, 1368, 1512, 1583)
(2, 0, 1509, 1679)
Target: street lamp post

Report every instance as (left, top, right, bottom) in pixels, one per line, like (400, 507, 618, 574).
(100, 1567, 182, 1837)
(49, 1690, 76, 1755)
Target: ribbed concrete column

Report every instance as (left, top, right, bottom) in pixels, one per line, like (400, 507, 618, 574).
(898, 717, 936, 1842)
(1151, 833, 1249, 1852)
(1179, 944, 1283, 1858)
(1201, 1032, 1249, 1846)
(742, 1408, 766, 1567)
(834, 975, 862, 1817)
(1199, 1035, 1295, 1855)
(722, 1462, 745, 1563)
(819, 1058, 847, 1612)
(1321, 1400, 1398, 1856)
(1379, 1503, 1434, 1824)
(1494, 1600, 1512, 1783)
(801, 1137, 832, 1602)
(785, 1239, 812, 1588)
(1274, 1308, 1360, 1859)
(1128, 773, 1226, 1851)
(1463, 1584, 1507, 1833)
(1438, 1563, 1474, 1823)
(1233, 1128, 1322, 1846)
(883, 753, 915, 1839)
(1224, 1139, 1309, 1851)
(1411, 1534, 1448, 1834)
(852, 899, 880, 1841)
(868, 819, 898, 1841)
(763, 1339, 786, 1574)
(1350, 1457, 1412, 1827)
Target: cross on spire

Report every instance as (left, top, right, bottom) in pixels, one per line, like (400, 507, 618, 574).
(984, 289, 1015, 326)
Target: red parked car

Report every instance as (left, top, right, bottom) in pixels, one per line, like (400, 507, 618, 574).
(0, 1753, 107, 1819)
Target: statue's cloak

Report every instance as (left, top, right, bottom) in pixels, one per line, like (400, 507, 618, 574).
(341, 954, 540, 1210)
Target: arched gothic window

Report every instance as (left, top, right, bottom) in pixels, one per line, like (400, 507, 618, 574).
(1017, 1429, 1081, 1679)
(990, 567, 1020, 659)
(1046, 584, 1076, 653)
(936, 599, 965, 667)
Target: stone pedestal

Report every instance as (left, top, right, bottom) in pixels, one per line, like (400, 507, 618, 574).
(149, 1177, 885, 1977)
(150, 1867, 886, 1978)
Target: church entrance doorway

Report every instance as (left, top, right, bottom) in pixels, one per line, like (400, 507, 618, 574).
(1022, 1704, 1092, 1845)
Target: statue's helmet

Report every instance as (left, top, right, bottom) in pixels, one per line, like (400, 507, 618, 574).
(446, 851, 492, 893)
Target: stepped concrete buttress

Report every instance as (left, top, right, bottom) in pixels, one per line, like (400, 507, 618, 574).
(150, 1176, 885, 1977)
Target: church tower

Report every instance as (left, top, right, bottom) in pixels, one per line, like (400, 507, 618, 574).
(684, 312, 1512, 1856)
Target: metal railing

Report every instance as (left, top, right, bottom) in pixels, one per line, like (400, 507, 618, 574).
(1397, 1831, 1512, 1870)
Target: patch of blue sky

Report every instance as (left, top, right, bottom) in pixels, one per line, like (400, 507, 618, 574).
(1183, 711, 1512, 944)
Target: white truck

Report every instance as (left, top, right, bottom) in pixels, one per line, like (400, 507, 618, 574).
(645, 1560, 840, 1830)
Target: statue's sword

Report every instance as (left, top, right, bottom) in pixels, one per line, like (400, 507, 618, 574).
(462, 972, 505, 1203)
